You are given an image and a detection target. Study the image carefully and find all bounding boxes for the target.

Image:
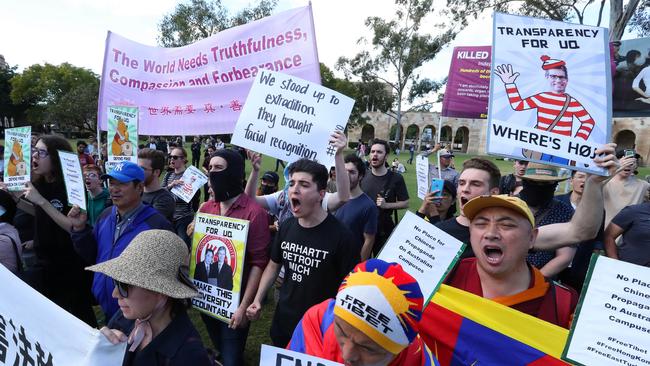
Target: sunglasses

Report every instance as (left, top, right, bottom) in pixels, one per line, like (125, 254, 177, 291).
(33, 149, 49, 159)
(113, 279, 130, 298)
(169, 155, 184, 160)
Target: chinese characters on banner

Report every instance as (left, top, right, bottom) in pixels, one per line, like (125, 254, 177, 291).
(98, 5, 320, 136)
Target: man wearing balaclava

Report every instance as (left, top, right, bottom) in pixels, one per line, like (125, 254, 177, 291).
(191, 148, 271, 366)
(518, 163, 577, 279)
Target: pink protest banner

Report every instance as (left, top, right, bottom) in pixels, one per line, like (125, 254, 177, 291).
(98, 5, 320, 136)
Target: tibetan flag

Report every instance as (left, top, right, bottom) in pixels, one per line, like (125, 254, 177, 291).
(421, 285, 570, 365)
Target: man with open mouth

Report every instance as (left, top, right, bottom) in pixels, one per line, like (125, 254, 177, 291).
(247, 158, 359, 349)
(603, 150, 650, 228)
(435, 144, 621, 259)
(419, 195, 579, 364)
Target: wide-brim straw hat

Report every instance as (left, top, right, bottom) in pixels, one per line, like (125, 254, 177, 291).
(521, 162, 569, 182)
(87, 230, 198, 299)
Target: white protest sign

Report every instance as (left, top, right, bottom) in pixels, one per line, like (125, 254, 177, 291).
(231, 70, 354, 167)
(0, 265, 126, 366)
(563, 255, 650, 366)
(58, 150, 87, 211)
(377, 211, 465, 300)
(3, 126, 31, 191)
(416, 155, 429, 199)
(260, 344, 343, 366)
(170, 165, 208, 203)
(488, 13, 611, 175)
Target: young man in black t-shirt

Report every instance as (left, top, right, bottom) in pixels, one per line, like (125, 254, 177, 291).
(360, 139, 409, 256)
(246, 159, 358, 347)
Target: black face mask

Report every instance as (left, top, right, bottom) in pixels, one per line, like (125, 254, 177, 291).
(260, 185, 276, 195)
(210, 170, 243, 202)
(519, 181, 557, 208)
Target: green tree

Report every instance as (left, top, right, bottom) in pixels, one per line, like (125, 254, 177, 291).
(320, 63, 394, 128)
(447, 0, 645, 41)
(158, 0, 278, 47)
(337, 0, 454, 147)
(0, 65, 28, 124)
(10, 63, 99, 132)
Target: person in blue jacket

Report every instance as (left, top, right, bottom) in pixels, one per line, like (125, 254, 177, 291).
(68, 161, 173, 319)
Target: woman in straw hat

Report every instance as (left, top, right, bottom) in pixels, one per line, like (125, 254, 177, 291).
(89, 229, 211, 365)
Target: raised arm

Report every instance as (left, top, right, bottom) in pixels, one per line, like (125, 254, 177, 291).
(23, 182, 73, 232)
(244, 151, 269, 210)
(534, 144, 620, 250)
(326, 131, 350, 211)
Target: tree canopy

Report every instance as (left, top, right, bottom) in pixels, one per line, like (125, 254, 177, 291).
(446, 0, 647, 40)
(337, 0, 454, 145)
(10, 63, 99, 132)
(158, 0, 278, 47)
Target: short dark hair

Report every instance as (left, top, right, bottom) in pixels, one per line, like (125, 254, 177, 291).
(138, 148, 166, 173)
(205, 248, 214, 255)
(370, 139, 390, 154)
(462, 158, 501, 190)
(344, 153, 366, 178)
(77, 140, 87, 148)
(288, 158, 328, 191)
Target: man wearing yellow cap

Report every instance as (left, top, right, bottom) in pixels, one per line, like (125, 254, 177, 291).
(287, 259, 438, 366)
(422, 195, 578, 333)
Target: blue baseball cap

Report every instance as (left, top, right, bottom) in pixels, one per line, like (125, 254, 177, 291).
(101, 161, 145, 183)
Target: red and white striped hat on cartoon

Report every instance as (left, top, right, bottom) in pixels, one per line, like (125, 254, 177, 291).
(540, 55, 566, 70)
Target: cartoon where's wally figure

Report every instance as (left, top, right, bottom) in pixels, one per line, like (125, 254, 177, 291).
(495, 55, 596, 165)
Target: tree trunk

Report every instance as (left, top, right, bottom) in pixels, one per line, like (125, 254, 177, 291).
(609, 0, 641, 40)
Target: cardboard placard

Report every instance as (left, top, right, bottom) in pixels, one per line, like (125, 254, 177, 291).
(231, 70, 354, 167)
(190, 213, 248, 323)
(377, 211, 465, 301)
(170, 165, 208, 203)
(3, 126, 31, 191)
(563, 255, 650, 365)
(488, 13, 611, 175)
(58, 150, 87, 211)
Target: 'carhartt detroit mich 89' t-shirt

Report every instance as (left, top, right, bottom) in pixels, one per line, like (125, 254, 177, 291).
(269, 214, 358, 345)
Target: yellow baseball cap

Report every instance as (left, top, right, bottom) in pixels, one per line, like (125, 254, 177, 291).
(463, 195, 535, 227)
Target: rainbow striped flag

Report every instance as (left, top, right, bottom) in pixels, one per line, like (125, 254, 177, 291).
(421, 284, 571, 366)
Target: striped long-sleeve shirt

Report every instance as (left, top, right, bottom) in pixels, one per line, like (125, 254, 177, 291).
(505, 83, 595, 140)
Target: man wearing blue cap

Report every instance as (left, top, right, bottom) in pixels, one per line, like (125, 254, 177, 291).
(68, 161, 173, 319)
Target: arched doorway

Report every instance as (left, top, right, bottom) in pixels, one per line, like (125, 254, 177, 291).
(361, 124, 375, 143)
(614, 130, 636, 150)
(389, 124, 404, 152)
(440, 126, 453, 146)
(421, 125, 435, 150)
(405, 124, 419, 150)
(454, 126, 470, 153)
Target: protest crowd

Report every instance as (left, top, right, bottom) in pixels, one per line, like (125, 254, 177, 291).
(2, 4, 650, 366)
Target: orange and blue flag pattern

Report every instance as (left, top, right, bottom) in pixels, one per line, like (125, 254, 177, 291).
(421, 284, 570, 366)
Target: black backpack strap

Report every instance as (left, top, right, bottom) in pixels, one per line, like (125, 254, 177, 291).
(1, 234, 22, 273)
